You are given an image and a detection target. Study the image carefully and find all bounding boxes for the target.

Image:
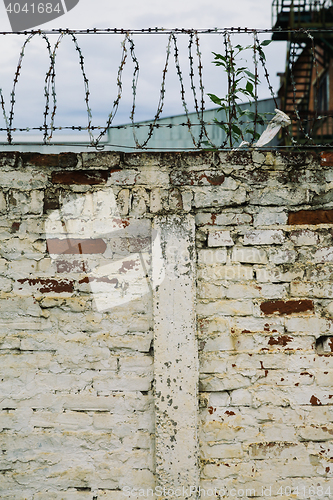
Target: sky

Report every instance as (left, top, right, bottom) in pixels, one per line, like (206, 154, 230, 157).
(0, 0, 286, 143)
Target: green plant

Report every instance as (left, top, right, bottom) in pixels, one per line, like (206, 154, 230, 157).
(207, 37, 272, 148)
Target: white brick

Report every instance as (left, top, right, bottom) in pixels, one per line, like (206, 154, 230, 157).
(249, 187, 308, 205)
(200, 373, 252, 391)
(200, 333, 235, 352)
(231, 246, 267, 264)
(194, 187, 247, 208)
(0, 168, 47, 189)
(243, 230, 285, 245)
(268, 247, 297, 264)
(197, 282, 227, 299)
(197, 248, 227, 265)
(197, 300, 253, 316)
(0, 191, 6, 213)
(256, 266, 304, 283)
(9, 189, 44, 215)
(291, 281, 333, 298)
(313, 247, 333, 263)
(290, 229, 319, 246)
(253, 210, 288, 226)
(197, 265, 253, 281)
(196, 212, 252, 226)
(207, 230, 234, 247)
(285, 316, 328, 334)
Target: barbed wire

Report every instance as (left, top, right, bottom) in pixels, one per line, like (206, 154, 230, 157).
(0, 27, 332, 149)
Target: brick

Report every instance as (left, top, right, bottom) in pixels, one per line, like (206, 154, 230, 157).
(21, 152, 78, 168)
(16, 278, 74, 294)
(51, 169, 109, 185)
(226, 283, 287, 300)
(297, 425, 333, 441)
(207, 230, 234, 247)
(288, 209, 333, 225)
(0, 191, 6, 213)
(81, 151, 120, 168)
(198, 316, 230, 336)
(199, 333, 234, 352)
(197, 282, 227, 299)
(231, 246, 267, 263)
(202, 461, 254, 480)
(200, 443, 244, 459)
(249, 187, 308, 206)
(130, 187, 148, 216)
(169, 187, 183, 210)
(285, 316, 329, 334)
(197, 299, 253, 316)
(197, 248, 227, 265)
(47, 238, 107, 255)
(196, 212, 252, 226)
(181, 189, 193, 212)
(268, 247, 297, 264)
(200, 373, 251, 391)
(253, 210, 288, 226)
(256, 266, 304, 283)
(289, 229, 319, 246)
(170, 169, 226, 186)
(260, 299, 314, 315)
(193, 187, 247, 208)
(0, 168, 47, 189)
(8, 189, 44, 215)
(117, 188, 130, 215)
(243, 229, 285, 245)
(321, 151, 333, 166)
(291, 281, 333, 298)
(313, 246, 333, 263)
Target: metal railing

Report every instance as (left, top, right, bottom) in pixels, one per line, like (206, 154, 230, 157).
(272, 0, 333, 27)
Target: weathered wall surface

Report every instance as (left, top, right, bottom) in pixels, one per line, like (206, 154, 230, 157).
(0, 150, 333, 499)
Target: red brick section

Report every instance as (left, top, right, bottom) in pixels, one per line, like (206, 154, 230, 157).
(321, 151, 333, 166)
(268, 335, 293, 346)
(17, 278, 74, 293)
(21, 152, 78, 167)
(51, 170, 111, 185)
(47, 238, 107, 255)
(260, 299, 314, 315)
(288, 209, 333, 225)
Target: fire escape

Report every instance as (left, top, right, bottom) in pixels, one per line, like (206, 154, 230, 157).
(272, 0, 333, 143)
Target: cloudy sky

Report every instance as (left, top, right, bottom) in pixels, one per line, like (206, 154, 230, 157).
(0, 0, 286, 143)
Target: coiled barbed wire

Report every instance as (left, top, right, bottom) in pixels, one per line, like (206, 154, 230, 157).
(0, 27, 331, 149)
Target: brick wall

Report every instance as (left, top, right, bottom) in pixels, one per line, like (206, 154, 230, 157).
(0, 150, 333, 499)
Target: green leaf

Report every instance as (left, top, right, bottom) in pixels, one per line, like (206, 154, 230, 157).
(232, 124, 242, 136)
(246, 81, 254, 94)
(260, 40, 272, 46)
(212, 52, 227, 62)
(244, 70, 256, 80)
(207, 93, 222, 105)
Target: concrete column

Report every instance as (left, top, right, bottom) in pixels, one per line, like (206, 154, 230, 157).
(152, 214, 198, 499)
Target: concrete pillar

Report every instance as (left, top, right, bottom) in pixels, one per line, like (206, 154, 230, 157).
(152, 214, 198, 499)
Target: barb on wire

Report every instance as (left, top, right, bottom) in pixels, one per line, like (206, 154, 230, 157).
(0, 27, 332, 150)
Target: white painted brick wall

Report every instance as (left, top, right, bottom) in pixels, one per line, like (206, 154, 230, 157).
(1, 150, 333, 499)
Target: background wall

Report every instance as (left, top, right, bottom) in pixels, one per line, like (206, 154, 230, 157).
(0, 150, 332, 499)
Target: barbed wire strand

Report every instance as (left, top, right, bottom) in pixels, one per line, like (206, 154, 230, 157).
(0, 27, 332, 149)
